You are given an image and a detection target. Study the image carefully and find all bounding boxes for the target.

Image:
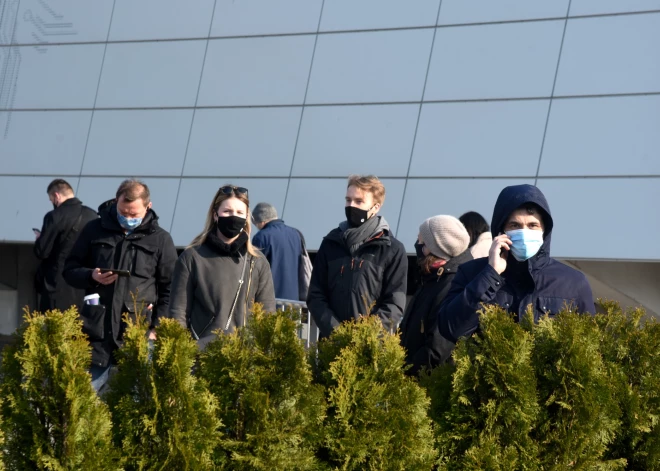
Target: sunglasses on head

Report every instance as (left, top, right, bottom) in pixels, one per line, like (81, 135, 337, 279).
(219, 185, 248, 197)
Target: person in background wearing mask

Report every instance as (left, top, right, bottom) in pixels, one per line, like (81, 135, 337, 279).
(169, 185, 275, 350)
(459, 211, 492, 259)
(34, 179, 97, 313)
(438, 184, 595, 343)
(307, 175, 408, 339)
(63, 179, 178, 391)
(400, 215, 472, 376)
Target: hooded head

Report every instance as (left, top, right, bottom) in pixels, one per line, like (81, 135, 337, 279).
(491, 184, 554, 255)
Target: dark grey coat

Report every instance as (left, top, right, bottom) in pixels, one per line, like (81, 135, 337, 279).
(168, 235, 276, 349)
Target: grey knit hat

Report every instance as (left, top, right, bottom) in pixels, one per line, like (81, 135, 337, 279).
(418, 215, 470, 260)
(252, 202, 278, 223)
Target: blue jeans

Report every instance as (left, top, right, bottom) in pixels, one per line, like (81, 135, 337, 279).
(90, 364, 112, 392)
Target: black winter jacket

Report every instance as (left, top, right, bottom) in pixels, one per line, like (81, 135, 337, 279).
(169, 232, 276, 350)
(438, 184, 595, 343)
(307, 223, 408, 339)
(63, 201, 178, 366)
(400, 250, 472, 375)
(34, 197, 97, 312)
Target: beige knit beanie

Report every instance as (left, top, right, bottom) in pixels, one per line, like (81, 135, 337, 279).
(418, 215, 470, 260)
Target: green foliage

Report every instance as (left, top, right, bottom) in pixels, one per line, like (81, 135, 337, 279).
(198, 305, 326, 471)
(432, 305, 540, 471)
(532, 310, 625, 470)
(596, 301, 660, 470)
(313, 315, 437, 471)
(0, 308, 119, 470)
(105, 314, 221, 470)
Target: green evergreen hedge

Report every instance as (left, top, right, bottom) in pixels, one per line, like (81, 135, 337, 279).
(0, 302, 658, 470)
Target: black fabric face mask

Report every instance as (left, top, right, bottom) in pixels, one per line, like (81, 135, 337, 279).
(414, 241, 426, 260)
(345, 206, 370, 228)
(216, 215, 246, 238)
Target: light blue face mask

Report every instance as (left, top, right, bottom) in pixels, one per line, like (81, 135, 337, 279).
(117, 212, 143, 232)
(506, 229, 544, 261)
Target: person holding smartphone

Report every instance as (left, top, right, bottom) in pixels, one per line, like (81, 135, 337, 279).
(33, 179, 97, 314)
(63, 179, 177, 391)
(438, 184, 595, 343)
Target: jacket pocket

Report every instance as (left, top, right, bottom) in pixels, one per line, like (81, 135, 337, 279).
(80, 304, 106, 341)
(133, 244, 158, 279)
(537, 296, 574, 318)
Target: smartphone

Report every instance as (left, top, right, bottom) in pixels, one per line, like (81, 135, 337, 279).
(99, 268, 131, 277)
(32, 228, 41, 235)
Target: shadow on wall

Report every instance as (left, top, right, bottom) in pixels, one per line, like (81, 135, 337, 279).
(562, 260, 660, 320)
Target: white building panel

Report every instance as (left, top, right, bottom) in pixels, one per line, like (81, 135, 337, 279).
(198, 36, 315, 106)
(96, 41, 206, 108)
(439, 0, 570, 25)
(410, 100, 548, 177)
(293, 104, 418, 177)
(83, 110, 193, 176)
(307, 29, 433, 104)
(426, 20, 564, 100)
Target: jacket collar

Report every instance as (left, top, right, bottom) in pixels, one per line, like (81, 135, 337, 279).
(421, 249, 473, 282)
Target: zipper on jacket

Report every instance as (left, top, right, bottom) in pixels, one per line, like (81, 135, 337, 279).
(340, 265, 344, 277)
(243, 259, 255, 326)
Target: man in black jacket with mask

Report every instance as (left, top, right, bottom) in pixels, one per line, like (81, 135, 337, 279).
(63, 179, 177, 390)
(438, 184, 595, 343)
(34, 179, 97, 313)
(307, 175, 408, 339)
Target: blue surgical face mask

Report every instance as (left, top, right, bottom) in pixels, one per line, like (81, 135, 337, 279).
(117, 212, 143, 232)
(506, 229, 544, 261)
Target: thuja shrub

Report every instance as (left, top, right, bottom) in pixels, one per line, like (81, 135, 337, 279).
(105, 314, 222, 470)
(0, 308, 119, 470)
(313, 315, 437, 471)
(530, 310, 625, 471)
(430, 306, 540, 471)
(198, 305, 326, 471)
(596, 301, 660, 471)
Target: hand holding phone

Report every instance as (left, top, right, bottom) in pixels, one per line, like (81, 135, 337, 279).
(92, 268, 120, 285)
(99, 268, 131, 277)
(488, 234, 512, 275)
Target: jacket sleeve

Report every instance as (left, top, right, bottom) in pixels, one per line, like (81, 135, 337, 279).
(438, 263, 504, 343)
(306, 242, 340, 338)
(33, 212, 58, 260)
(152, 233, 178, 328)
(372, 243, 408, 334)
(62, 221, 96, 289)
(168, 252, 194, 328)
(254, 257, 276, 312)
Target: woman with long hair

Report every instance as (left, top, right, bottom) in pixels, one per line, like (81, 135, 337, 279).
(459, 211, 491, 259)
(400, 215, 472, 375)
(169, 185, 275, 349)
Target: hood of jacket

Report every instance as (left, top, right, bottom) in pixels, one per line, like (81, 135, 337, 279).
(98, 199, 160, 234)
(490, 184, 554, 256)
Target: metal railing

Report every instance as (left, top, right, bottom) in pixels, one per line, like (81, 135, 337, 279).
(275, 298, 319, 348)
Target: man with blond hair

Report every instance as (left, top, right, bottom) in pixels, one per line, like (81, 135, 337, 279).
(307, 175, 408, 338)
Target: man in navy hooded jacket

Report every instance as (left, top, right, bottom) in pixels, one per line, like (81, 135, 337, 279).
(438, 184, 595, 343)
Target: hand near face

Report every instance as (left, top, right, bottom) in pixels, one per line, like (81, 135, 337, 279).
(488, 234, 512, 275)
